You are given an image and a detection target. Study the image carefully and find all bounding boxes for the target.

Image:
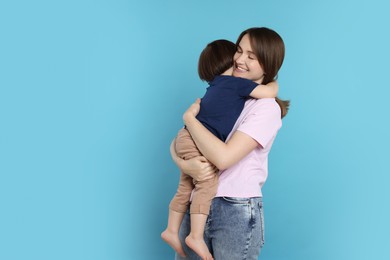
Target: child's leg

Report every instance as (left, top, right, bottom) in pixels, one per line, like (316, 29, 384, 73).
(185, 172, 219, 260)
(168, 128, 203, 214)
(161, 209, 186, 257)
(185, 214, 214, 260)
(162, 129, 199, 256)
(162, 170, 193, 257)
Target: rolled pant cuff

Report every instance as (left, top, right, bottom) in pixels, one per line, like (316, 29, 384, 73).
(189, 204, 210, 215)
(169, 203, 188, 214)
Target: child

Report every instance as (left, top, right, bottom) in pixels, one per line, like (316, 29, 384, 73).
(161, 39, 278, 260)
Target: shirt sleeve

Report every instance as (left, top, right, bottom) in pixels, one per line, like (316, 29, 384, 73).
(233, 78, 258, 97)
(237, 99, 282, 148)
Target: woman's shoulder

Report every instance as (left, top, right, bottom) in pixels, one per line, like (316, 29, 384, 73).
(236, 98, 282, 146)
(245, 98, 281, 114)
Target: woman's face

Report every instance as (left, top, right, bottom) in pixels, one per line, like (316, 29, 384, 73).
(233, 34, 265, 84)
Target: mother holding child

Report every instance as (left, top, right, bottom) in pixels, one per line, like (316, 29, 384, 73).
(162, 27, 289, 260)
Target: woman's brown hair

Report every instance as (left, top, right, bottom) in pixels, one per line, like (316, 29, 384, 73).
(236, 27, 290, 118)
(198, 39, 236, 82)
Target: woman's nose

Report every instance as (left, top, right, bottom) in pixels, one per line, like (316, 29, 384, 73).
(235, 53, 245, 64)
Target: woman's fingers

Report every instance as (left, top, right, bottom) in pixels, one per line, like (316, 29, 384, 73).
(185, 99, 201, 117)
(203, 164, 216, 172)
(197, 164, 218, 182)
(182, 156, 217, 182)
(202, 162, 217, 172)
(197, 156, 208, 163)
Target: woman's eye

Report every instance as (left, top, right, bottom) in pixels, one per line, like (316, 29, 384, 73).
(248, 55, 255, 60)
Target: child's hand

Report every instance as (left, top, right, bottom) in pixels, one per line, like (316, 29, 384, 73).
(183, 98, 201, 125)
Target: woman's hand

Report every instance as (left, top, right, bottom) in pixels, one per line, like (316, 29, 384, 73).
(178, 156, 218, 182)
(170, 138, 217, 182)
(183, 98, 201, 125)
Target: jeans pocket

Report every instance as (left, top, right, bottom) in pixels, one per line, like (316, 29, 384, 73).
(221, 196, 250, 204)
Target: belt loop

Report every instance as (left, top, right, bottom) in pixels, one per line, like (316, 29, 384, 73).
(250, 197, 254, 207)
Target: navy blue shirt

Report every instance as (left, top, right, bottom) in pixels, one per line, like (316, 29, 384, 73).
(196, 75, 258, 141)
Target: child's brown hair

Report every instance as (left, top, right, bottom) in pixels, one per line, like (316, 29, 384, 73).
(198, 39, 236, 82)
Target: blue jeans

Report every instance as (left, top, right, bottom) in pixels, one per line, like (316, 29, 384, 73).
(175, 197, 265, 260)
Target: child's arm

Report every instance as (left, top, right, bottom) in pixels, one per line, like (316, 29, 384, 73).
(249, 80, 278, 99)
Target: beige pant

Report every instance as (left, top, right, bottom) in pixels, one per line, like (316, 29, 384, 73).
(169, 128, 219, 215)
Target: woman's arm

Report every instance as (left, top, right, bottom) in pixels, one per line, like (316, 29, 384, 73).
(183, 99, 259, 171)
(170, 138, 218, 182)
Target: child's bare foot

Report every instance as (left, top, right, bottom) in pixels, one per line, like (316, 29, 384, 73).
(161, 229, 186, 257)
(185, 234, 213, 260)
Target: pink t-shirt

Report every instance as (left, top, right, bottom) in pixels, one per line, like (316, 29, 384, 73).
(215, 98, 282, 198)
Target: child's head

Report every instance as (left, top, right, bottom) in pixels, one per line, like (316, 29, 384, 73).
(198, 39, 236, 82)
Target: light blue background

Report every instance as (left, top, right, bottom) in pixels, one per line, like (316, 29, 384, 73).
(1, 0, 389, 259)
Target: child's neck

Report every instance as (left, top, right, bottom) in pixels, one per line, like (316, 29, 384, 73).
(221, 67, 233, 76)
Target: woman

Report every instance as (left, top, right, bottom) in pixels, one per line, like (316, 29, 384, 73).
(172, 27, 289, 260)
